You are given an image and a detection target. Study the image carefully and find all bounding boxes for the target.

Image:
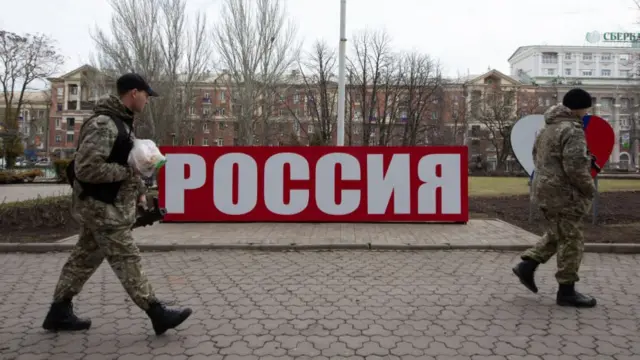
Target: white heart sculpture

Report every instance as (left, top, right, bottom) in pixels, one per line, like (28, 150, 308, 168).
(510, 114, 546, 177)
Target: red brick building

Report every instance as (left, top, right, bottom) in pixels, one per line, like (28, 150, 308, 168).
(44, 65, 558, 168)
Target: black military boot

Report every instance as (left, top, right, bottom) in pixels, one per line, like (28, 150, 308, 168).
(512, 258, 539, 293)
(556, 283, 597, 308)
(42, 299, 91, 332)
(146, 301, 192, 335)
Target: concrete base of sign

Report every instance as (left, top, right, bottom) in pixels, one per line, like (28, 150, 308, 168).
(1, 220, 639, 253)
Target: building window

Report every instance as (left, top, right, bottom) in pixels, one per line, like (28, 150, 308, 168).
(601, 53, 612, 61)
(219, 91, 225, 101)
(204, 92, 210, 99)
(582, 70, 593, 76)
(293, 94, 300, 104)
(203, 138, 208, 146)
(620, 70, 631, 77)
(564, 53, 572, 60)
(621, 98, 630, 109)
(66, 134, 74, 143)
(218, 122, 225, 131)
(564, 68, 572, 76)
(66, 118, 75, 129)
(216, 138, 224, 146)
(542, 52, 558, 64)
(203, 123, 209, 133)
(601, 69, 611, 76)
(55, 135, 61, 143)
(583, 53, 593, 61)
(620, 54, 629, 61)
(187, 137, 194, 145)
(55, 118, 61, 129)
(172, 135, 177, 145)
(546, 69, 555, 75)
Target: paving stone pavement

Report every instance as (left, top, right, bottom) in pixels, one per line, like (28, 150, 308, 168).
(1, 250, 640, 359)
(59, 220, 540, 247)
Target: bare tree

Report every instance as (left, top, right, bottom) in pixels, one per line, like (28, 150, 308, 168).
(472, 85, 549, 170)
(347, 29, 394, 146)
(20, 89, 51, 155)
(0, 30, 63, 167)
(213, 0, 300, 145)
(397, 52, 443, 146)
(280, 40, 338, 145)
(91, 0, 212, 144)
(372, 53, 403, 146)
(438, 73, 470, 145)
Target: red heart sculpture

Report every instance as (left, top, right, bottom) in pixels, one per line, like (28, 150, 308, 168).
(582, 115, 615, 178)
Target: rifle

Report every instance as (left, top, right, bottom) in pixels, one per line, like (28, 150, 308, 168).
(132, 197, 167, 230)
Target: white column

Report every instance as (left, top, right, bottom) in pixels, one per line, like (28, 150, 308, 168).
(76, 84, 82, 110)
(64, 82, 69, 111)
(613, 103, 621, 163)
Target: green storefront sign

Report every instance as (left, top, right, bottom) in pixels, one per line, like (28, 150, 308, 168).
(585, 31, 640, 43)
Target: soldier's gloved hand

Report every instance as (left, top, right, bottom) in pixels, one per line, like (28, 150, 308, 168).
(590, 154, 601, 173)
(137, 194, 148, 211)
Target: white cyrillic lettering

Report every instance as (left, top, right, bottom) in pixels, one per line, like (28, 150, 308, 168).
(315, 153, 360, 215)
(366, 154, 410, 214)
(417, 154, 461, 214)
(213, 153, 257, 215)
(264, 153, 310, 215)
(165, 154, 206, 214)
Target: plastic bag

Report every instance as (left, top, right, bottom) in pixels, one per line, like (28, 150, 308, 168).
(128, 139, 166, 177)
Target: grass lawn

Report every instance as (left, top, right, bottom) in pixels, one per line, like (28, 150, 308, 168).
(470, 176, 640, 196)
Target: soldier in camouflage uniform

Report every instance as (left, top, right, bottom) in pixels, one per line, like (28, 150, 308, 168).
(42, 74, 193, 334)
(512, 88, 597, 308)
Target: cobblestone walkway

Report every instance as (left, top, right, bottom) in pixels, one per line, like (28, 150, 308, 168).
(1, 250, 639, 359)
(59, 220, 540, 248)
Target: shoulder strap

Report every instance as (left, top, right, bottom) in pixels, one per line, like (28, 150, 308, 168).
(111, 116, 129, 138)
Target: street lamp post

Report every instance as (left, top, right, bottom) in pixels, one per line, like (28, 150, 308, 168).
(336, 0, 347, 146)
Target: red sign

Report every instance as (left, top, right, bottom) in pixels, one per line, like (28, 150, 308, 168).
(157, 146, 469, 223)
(582, 115, 615, 177)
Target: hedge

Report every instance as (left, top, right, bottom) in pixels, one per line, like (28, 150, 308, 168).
(0, 169, 44, 184)
(0, 195, 74, 231)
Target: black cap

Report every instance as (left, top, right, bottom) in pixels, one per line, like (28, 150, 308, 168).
(116, 73, 159, 97)
(562, 88, 592, 110)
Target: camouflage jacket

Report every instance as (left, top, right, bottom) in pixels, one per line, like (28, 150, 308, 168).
(531, 104, 596, 217)
(70, 95, 146, 229)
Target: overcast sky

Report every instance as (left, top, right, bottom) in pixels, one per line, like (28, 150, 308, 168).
(1, 0, 638, 86)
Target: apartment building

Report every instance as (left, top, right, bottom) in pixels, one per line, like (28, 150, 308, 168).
(508, 45, 639, 84)
(508, 44, 640, 167)
(0, 90, 50, 158)
(46, 65, 116, 158)
(43, 64, 391, 155)
(436, 69, 555, 170)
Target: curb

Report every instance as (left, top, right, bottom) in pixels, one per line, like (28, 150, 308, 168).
(1, 242, 640, 254)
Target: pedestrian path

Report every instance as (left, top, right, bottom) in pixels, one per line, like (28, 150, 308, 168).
(59, 219, 540, 248)
(1, 250, 638, 359)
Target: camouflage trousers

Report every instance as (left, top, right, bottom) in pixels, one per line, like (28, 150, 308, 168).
(52, 225, 157, 310)
(521, 209, 585, 284)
